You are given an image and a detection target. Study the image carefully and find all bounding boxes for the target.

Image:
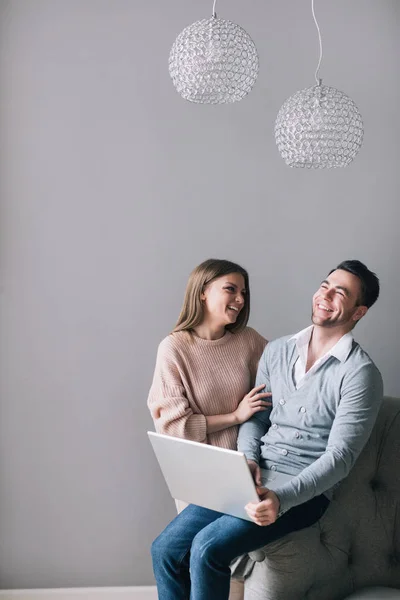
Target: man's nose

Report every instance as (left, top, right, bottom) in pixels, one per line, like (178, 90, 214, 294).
(321, 288, 333, 299)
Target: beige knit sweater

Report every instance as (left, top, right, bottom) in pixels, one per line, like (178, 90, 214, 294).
(147, 327, 267, 450)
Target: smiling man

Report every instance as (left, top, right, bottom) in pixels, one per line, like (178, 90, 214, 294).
(240, 259, 383, 526)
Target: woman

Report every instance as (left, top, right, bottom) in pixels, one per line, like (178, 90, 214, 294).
(147, 258, 270, 600)
(147, 258, 270, 451)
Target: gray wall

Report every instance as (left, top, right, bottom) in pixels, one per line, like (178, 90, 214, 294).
(0, 0, 399, 589)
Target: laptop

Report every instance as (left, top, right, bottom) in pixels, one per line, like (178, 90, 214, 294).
(148, 431, 293, 522)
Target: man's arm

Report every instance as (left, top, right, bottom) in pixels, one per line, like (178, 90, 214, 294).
(237, 344, 273, 462)
(268, 362, 383, 514)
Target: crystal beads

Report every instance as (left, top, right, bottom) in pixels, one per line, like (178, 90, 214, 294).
(169, 16, 259, 104)
(275, 83, 364, 168)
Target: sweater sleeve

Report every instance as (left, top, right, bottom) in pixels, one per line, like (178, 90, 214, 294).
(237, 342, 272, 462)
(147, 337, 207, 442)
(268, 362, 383, 514)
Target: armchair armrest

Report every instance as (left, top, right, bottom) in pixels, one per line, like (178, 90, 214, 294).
(243, 525, 323, 600)
(232, 517, 349, 600)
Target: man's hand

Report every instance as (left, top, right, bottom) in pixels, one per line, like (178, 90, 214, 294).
(247, 459, 262, 486)
(245, 488, 280, 526)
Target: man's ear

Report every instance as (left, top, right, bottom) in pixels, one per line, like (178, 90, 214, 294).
(352, 305, 368, 323)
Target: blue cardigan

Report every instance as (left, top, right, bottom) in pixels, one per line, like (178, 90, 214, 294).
(237, 333, 383, 513)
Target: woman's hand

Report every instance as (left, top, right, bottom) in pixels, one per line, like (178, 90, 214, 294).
(205, 385, 271, 434)
(234, 384, 272, 424)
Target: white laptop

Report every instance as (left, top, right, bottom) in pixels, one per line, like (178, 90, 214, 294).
(148, 431, 293, 522)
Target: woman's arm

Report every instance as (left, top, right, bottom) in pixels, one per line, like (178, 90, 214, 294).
(147, 341, 207, 441)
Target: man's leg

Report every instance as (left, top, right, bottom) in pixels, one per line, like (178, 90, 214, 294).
(151, 504, 225, 600)
(189, 494, 329, 600)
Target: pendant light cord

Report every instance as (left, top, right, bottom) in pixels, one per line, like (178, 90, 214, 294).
(312, 0, 323, 85)
(212, 0, 217, 18)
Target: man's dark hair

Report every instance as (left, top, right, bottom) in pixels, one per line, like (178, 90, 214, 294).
(330, 260, 380, 308)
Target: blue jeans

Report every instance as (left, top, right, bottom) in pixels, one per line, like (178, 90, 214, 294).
(151, 494, 329, 600)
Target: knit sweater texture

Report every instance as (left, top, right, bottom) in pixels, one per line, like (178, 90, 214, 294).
(148, 327, 267, 450)
(238, 333, 383, 513)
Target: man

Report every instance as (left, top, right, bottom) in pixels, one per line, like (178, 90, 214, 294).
(151, 260, 383, 600)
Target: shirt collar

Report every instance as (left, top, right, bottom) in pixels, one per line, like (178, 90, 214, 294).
(290, 325, 354, 363)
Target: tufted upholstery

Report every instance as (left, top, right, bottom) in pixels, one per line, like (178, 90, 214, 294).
(231, 396, 400, 600)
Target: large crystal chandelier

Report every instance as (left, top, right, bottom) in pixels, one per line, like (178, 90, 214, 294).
(169, 1, 259, 104)
(275, 0, 364, 168)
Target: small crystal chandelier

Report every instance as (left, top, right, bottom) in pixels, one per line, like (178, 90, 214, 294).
(169, 0, 259, 104)
(275, 0, 364, 168)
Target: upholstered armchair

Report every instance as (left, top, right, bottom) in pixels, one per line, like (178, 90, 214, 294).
(230, 396, 400, 600)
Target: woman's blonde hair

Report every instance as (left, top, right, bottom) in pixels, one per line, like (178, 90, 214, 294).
(173, 259, 250, 334)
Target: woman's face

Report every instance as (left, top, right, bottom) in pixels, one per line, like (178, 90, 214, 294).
(201, 272, 246, 328)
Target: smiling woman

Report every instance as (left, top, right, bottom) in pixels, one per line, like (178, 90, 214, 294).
(147, 258, 269, 450)
(147, 259, 268, 600)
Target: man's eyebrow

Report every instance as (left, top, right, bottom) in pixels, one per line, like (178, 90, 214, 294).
(321, 279, 351, 297)
(335, 285, 351, 296)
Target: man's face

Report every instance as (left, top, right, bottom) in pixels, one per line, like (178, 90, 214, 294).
(312, 269, 368, 332)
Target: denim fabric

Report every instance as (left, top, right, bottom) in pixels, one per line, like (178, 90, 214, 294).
(151, 494, 329, 600)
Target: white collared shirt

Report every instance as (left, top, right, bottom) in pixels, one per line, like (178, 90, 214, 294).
(291, 326, 354, 389)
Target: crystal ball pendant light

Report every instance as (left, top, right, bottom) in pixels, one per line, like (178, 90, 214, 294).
(275, 0, 364, 168)
(275, 82, 364, 168)
(169, 2, 259, 104)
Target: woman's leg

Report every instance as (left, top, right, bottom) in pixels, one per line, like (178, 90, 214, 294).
(151, 504, 225, 600)
(189, 494, 329, 600)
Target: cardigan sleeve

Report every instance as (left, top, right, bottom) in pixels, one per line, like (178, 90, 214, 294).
(147, 337, 207, 442)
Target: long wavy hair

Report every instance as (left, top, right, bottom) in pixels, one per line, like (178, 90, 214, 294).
(173, 259, 250, 335)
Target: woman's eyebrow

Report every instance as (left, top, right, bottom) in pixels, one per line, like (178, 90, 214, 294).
(224, 281, 246, 292)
